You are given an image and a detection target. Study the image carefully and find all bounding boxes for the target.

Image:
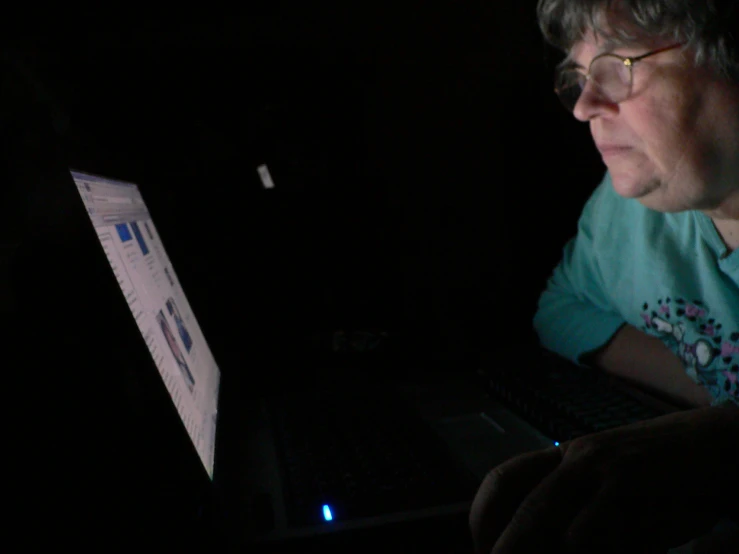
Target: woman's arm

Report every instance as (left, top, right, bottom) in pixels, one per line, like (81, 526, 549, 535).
(584, 323, 714, 409)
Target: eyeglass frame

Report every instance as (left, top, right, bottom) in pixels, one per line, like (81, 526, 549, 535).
(554, 42, 684, 112)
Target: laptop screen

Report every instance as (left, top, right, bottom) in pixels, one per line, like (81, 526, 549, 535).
(70, 170, 221, 479)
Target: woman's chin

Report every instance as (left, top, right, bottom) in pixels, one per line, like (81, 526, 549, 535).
(609, 173, 658, 200)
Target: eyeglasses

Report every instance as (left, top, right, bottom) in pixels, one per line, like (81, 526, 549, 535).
(554, 43, 683, 113)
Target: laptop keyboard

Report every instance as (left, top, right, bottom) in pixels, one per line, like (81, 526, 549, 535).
(270, 388, 477, 527)
(478, 360, 667, 443)
(269, 359, 669, 527)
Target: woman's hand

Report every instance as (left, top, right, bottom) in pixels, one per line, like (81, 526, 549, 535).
(469, 404, 738, 553)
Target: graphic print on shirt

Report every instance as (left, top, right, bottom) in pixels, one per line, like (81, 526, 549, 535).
(640, 298, 738, 402)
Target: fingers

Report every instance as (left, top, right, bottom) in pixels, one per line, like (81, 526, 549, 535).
(560, 490, 636, 554)
(489, 458, 595, 554)
(469, 447, 563, 554)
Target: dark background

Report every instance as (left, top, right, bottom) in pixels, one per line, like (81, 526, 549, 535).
(3, 4, 605, 367)
(1, 4, 608, 550)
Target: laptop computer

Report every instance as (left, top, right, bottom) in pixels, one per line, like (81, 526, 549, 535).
(15, 161, 556, 551)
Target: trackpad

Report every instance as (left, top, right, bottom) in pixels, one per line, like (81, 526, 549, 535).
(432, 412, 539, 481)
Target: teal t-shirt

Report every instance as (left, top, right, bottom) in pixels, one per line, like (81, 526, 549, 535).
(534, 172, 739, 405)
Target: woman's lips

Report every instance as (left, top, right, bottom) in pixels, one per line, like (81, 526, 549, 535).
(598, 145, 633, 159)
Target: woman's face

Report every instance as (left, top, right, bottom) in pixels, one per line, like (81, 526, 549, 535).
(570, 31, 739, 217)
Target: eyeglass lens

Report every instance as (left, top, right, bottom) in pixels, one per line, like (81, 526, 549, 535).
(557, 55, 632, 112)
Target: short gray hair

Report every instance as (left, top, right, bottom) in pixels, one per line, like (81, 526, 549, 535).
(537, 0, 739, 81)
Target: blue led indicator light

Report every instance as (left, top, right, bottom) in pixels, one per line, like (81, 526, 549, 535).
(554, 442, 560, 447)
(323, 505, 333, 521)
